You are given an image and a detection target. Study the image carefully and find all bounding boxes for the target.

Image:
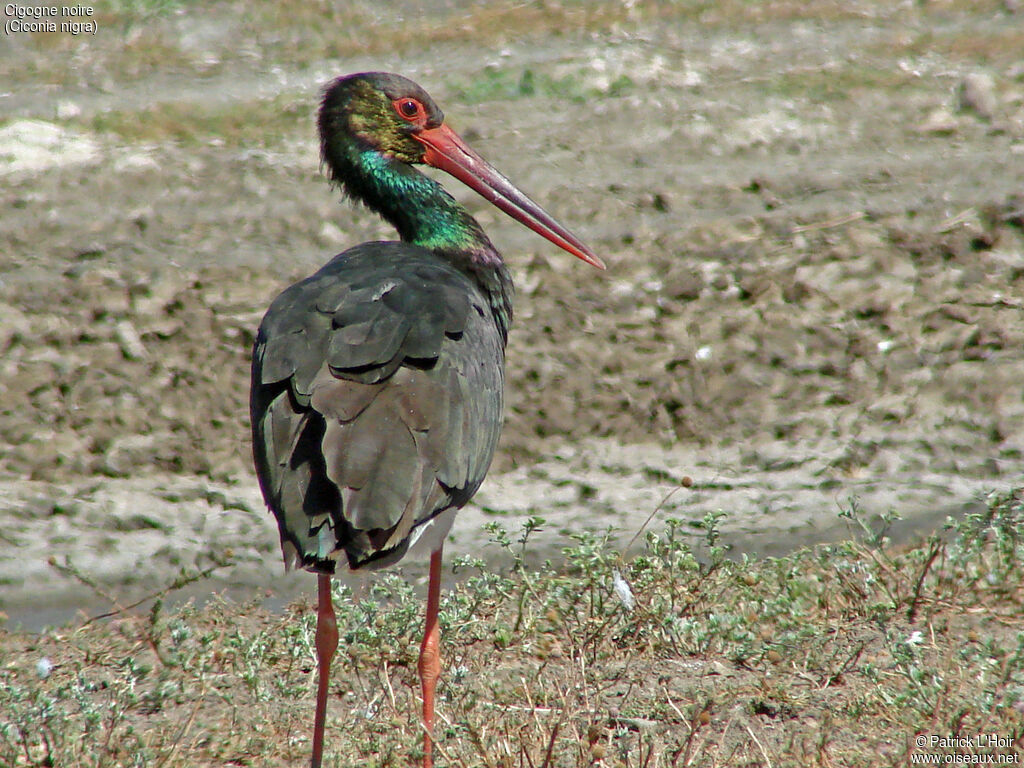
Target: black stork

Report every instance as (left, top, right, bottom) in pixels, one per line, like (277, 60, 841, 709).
(250, 72, 603, 768)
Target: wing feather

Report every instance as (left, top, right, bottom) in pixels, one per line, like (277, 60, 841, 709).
(251, 243, 506, 573)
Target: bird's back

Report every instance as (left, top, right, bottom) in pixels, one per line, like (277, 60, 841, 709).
(251, 242, 506, 573)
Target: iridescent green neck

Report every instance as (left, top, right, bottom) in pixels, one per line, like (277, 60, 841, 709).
(352, 149, 502, 265)
(331, 145, 514, 339)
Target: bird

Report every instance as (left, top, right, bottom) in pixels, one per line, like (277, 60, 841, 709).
(250, 71, 603, 768)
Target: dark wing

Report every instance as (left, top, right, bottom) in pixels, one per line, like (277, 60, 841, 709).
(251, 243, 505, 573)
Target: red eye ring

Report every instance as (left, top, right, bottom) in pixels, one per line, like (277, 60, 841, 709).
(394, 97, 426, 123)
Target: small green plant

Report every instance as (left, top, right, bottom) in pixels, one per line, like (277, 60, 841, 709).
(447, 67, 618, 106)
(838, 495, 899, 549)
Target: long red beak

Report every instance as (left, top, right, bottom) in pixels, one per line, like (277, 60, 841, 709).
(414, 123, 605, 270)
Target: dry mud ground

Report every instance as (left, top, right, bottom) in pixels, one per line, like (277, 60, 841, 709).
(1, 0, 1023, 629)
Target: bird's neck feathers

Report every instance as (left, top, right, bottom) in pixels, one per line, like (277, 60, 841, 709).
(324, 142, 514, 339)
(326, 143, 496, 264)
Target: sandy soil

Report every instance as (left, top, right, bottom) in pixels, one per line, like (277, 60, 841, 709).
(1, 1, 1022, 629)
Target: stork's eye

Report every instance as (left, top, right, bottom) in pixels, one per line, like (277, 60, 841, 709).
(394, 98, 426, 123)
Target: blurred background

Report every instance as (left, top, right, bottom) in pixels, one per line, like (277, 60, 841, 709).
(1, 0, 1022, 628)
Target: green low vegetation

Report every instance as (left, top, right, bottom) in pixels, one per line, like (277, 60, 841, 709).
(2, 491, 1022, 766)
(81, 95, 309, 145)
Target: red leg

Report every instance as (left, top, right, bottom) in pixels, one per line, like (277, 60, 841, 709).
(418, 547, 443, 768)
(311, 573, 338, 768)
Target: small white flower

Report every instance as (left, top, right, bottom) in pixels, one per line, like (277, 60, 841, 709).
(905, 631, 924, 646)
